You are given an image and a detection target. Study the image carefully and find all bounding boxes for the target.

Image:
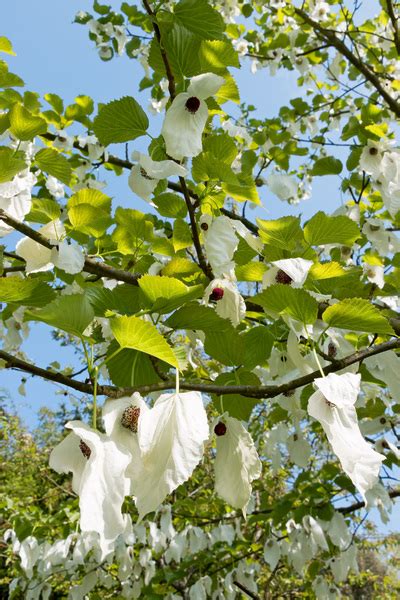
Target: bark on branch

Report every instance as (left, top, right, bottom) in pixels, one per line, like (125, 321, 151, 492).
(0, 209, 141, 286)
(1, 338, 399, 400)
(294, 7, 400, 118)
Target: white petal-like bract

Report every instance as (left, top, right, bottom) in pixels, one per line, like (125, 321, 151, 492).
(102, 393, 149, 494)
(52, 241, 85, 274)
(203, 278, 246, 327)
(161, 73, 224, 159)
(203, 216, 238, 277)
(49, 420, 131, 557)
(214, 414, 262, 515)
(134, 392, 209, 519)
(308, 373, 385, 499)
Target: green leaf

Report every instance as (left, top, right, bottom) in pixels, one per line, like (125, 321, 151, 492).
(203, 133, 237, 164)
(0, 276, 56, 307)
(222, 175, 260, 204)
(257, 216, 303, 250)
(0, 61, 24, 88)
(165, 304, 233, 332)
(311, 156, 343, 176)
(9, 103, 47, 140)
(199, 39, 239, 72)
(322, 298, 394, 335)
(174, 0, 225, 40)
(138, 275, 203, 314)
(26, 198, 61, 224)
(0, 37, 16, 56)
(93, 96, 149, 145)
(192, 153, 238, 184)
(44, 93, 64, 114)
(153, 193, 187, 218)
(0, 147, 26, 183)
(106, 340, 161, 387)
(253, 285, 318, 324)
(241, 326, 274, 369)
(236, 261, 266, 282)
(111, 315, 178, 368)
(35, 148, 72, 185)
(68, 188, 112, 212)
(308, 262, 346, 280)
(68, 205, 112, 237)
(25, 294, 94, 336)
(86, 284, 141, 316)
(212, 369, 260, 421)
(149, 25, 201, 80)
(216, 74, 240, 104)
(304, 212, 360, 246)
(204, 328, 245, 366)
(173, 219, 193, 251)
(68, 189, 112, 237)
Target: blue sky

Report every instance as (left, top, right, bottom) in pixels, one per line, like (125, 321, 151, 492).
(2, 1, 398, 532)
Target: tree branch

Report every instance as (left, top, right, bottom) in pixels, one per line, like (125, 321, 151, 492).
(385, 0, 400, 55)
(233, 580, 261, 600)
(142, 0, 175, 99)
(294, 7, 400, 118)
(0, 209, 141, 286)
(338, 488, 400, 514)
(1, 338, 399, 400)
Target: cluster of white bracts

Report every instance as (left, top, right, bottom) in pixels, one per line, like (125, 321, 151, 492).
(48, 370, 385, 559)
(49, 391, 262, 557)
(128, 73, 225, 203)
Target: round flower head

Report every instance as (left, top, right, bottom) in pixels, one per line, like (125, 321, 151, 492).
(161, 73, 225, 160)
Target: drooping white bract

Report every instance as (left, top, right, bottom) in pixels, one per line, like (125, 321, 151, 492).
(0, 170, 36, 237)
(161, 73, 225, 160)
(133, 391, 209, 519)
(16, 220, 84, 275)
(203, 277, 246, 327)
(213, 414, 262, 515)
(16, 220, 65, 274)
(53, 240, 85, 274)
(201, 215, 239, 277)
(266, 172, 297, 202)
(263, 257, 313, 289)
(128, 151, 188, 202)
(362, 262, 385, 288)
(308, 373, 385, 499)
(102, 393, 149, 494)
(362, 218, 400, 255)
(49, 420, 132, 558)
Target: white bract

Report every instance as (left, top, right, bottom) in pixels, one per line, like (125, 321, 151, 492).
(308, 373, 385, 499)
(262, 257, 313, 289)
(362, 262, 385, 288)
(203, 277, 246, 327)
(49, 420, 132, 557)
(128, 151, 187, 202)
(0, 170, 36, 237)
(161, 73, 225, 159)
(102, 393, 149, 494)
(267, 173, 298, 202)
(213, 414, 262, 515)
(201, 215, 239, 277)
(134, 391, 209, 519)
(16, 220, 84, 275)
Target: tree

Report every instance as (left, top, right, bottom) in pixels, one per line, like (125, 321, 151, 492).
(0, 0, 400, 597)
